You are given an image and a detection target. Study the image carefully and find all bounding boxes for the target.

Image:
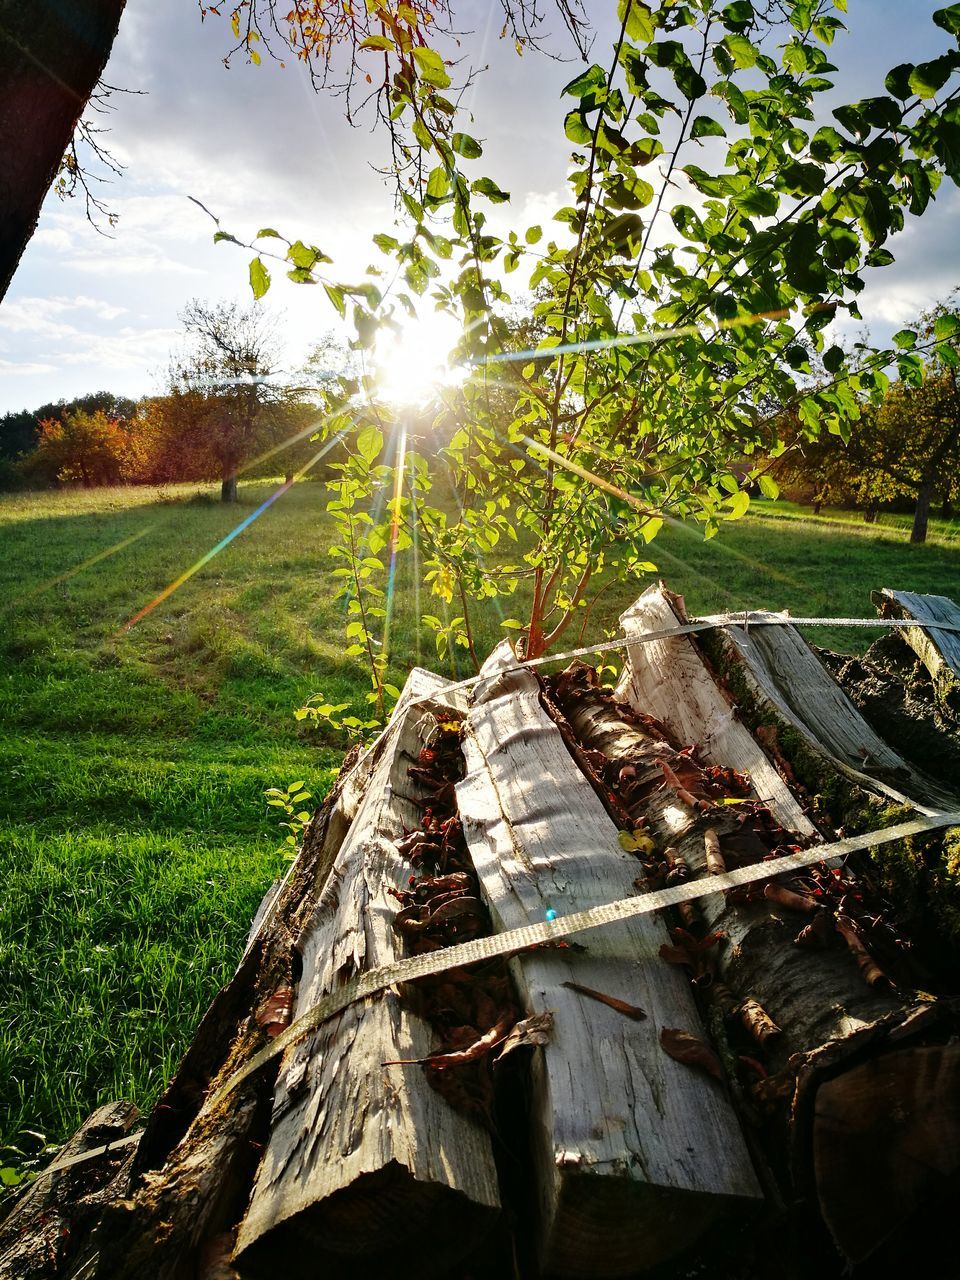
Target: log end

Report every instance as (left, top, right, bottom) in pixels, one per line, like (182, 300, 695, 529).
(234, 1160, 501, 1280)
(541, 1168, 757, 1279)
(813, 1043, 960, 1265)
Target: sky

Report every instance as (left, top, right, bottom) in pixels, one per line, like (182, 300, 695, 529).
(1, 0, 959, 415)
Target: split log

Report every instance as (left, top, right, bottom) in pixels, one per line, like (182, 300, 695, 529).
(87, 667, 476, 1280)
(0, 1101, 139, 1280)
(605, 587, 960, 1265)
(872, 588, 960, 721)
(233, 688, 500, 1278)
(457, 645, 761, 1279)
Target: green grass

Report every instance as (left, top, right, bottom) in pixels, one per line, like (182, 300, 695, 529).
(2, 478, 959, 1147)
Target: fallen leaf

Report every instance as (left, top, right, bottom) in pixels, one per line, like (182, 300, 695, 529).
(256, 986, 294, 1038)
(562, 981, 646, 1021)
(619, 829, 655, 854)
(495, 1011, 555, 1062)
(659, 1027, 725, 1082)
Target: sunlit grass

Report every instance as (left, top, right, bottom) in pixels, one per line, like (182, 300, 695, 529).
(1, 477, 959, 1147)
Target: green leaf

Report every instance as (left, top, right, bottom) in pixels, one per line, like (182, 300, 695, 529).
(885, 63, 914, 100)
(892, 328, 917, 350)
(472, 176, 510, 203)
(822, 344, 845, 373)
(726, 490, 749, 519)
(909, 56, 954, 98)
(323, 283, 346, 317)
(690, 115, 725, 139)
(356, 425, 384, 464)
(564, 110, 593, 145)
(426, 165, 451, 201)
(933, 313, 960, 341)
(758, 474, 779, 500)
(617, 0, 655, 43)
(412, 46, 451, 88)
(562, 63, 607, 99)
(934, 5, 960, 35)
(359, 34, 394, 50)
(452, 132, 483, 159)
(723, 33, 757, 69)
(249, 256, 270, 300)
(501, 618, 525, 630)
(733, 186, 779, 218)
(288, 240, 323, 269)
(525, 225, 542, 244)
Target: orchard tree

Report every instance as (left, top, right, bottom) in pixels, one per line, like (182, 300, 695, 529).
(170, 298, 289, 501)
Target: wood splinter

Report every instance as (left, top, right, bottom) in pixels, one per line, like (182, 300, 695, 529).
(835, 916, 895, 990)
(736, 997, 782, 1046)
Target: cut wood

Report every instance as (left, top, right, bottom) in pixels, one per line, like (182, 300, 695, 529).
(616, 590, 815, 837)
(872, 588, 960, 720)
(606, 586, 959, 1264)
(234, 690, 499, 1278)
(457, 645, 761, 1279)
(0, 1101, 139, 1280)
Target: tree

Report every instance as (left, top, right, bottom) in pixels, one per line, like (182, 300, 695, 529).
(0, 0, 127, 300)
(22, 407, 131, 487)
(169, 299, 287, 501)
(214, 0, 960, 721)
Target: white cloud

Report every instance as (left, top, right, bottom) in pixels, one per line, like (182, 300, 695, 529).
(0, 357, 56, 375)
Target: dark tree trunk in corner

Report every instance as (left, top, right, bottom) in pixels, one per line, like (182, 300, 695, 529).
(0, 0, 127, 301)
(911, 472, 935, 544)
(221, 473, 238, 503)
(863, 504, 878, 524)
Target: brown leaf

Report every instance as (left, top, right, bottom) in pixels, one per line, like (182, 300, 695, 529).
(495, 1011, 555, 1062)
(659, 1027, 725, 1082)
(255, 986, 293, 1038)
(561, 981, 646, 1021)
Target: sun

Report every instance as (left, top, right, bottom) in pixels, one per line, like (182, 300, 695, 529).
(371, 310, 465, 407)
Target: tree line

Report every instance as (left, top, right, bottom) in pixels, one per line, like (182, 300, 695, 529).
(0, 300, 348, 500)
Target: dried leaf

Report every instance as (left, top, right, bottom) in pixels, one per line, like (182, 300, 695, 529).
(255, 986, 293, 1038)
(618, 829, 655, 854)
(495, 1010, 555, 1062)
(659, 1027, 725, 1082)
(561, 981, 647, 1021)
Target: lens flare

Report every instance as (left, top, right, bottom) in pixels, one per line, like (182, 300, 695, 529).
(9, 526, 154, 608)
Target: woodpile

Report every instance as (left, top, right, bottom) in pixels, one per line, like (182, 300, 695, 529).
(2, 587, 959, 1280)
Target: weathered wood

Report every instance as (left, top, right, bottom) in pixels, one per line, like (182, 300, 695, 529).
(616, 590, 815, 837)
(872, 588, 960, 720)
(812, 1043, 960, 1264)
(609, 588, 959, 1264)
(457, 646, 761, 1279)
(89, 668, 463, 1280)
(234, 692, 500, 1278)
(0, 1101, 139, 1280)
(702, 609, 957, 814)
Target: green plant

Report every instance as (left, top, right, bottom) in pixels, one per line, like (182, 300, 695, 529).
(203, 1, 960, 686)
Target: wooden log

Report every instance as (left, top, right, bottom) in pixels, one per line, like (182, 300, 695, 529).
(0, 1101, 139, 1280)
(89, 667, 469, 1280)
(608, 587, 959, 1264)
(616, 589, 815, 837)
(457, 645, 761, 1279)
(872, 588, 960, 721)
(234, 691, 500, 1279)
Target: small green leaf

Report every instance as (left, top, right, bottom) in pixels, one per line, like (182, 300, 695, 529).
(934, 5, 960, 36)
(452, 131, 483, 159)
(356, 425, 384, 463)
(412, 46, 451, 88)
(934, 313, 960, 341)
(525, 225, 542, 244)
(359, 34, 394, 50)
(758, 475, 779, 500)
(256, 227, 282, 239)
(691, 115, 725, 139)
(249, 256, 270, 300)
(472, 176, 510, 202)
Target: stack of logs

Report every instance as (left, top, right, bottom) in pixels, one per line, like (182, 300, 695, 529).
(2, 586, 959, 1280)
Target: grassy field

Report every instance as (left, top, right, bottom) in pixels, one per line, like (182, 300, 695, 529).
(2, 479, 960, 1150)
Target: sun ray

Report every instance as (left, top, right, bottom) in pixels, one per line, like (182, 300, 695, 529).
(9, 525, 155, 608)
(382, 426, 407, 665)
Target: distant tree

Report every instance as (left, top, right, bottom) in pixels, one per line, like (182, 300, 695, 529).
(23, 407, 130, 487)
(170, 299, 288, 502)
(0, 391, 136, 463)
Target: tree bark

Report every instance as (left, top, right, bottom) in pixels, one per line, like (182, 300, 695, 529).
(221, 473, 238, 503)
(910, 472, 935, 543)
(0, 1, 126, 301)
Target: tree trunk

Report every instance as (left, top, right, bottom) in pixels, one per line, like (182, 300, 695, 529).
(910, 473, 935, 543)
(0, 0, 126, 301)
(458, 646, 761, 1278)
(863, 504, 878, 524)
(221, 473, 238, 503)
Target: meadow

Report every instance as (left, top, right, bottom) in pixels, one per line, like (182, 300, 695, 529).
(2, 479, 959, 1151)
